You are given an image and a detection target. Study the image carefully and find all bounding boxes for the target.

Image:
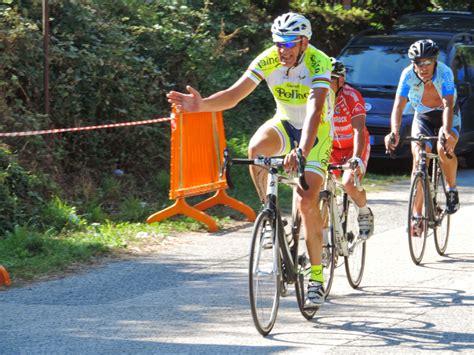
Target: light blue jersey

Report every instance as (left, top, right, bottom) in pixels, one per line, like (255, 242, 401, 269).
(396, 61, 461, 127)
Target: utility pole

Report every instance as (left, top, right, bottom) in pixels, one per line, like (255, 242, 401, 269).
(42, 0, 49, 115)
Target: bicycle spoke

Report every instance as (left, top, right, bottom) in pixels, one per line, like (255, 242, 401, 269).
(249, 211, 280, 336)
(408, 175, 428, 264)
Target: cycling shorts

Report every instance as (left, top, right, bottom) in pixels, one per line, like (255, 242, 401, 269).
(264, 117, 332, 179)
(330, 141, 370, 178)
(412, 110, 460, 151)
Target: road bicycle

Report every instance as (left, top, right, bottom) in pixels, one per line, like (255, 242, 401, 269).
(404, 135, 450, 265)
(320, 161, 366, 294)
(223, 148, 316, 336)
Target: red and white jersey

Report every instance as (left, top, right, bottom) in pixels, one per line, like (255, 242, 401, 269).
(332, 84, 369, 149)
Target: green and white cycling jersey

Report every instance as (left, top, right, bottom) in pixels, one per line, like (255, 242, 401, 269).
(245, 44, 333, 130)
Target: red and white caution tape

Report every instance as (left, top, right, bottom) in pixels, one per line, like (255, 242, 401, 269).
(0, 117, 172, 137)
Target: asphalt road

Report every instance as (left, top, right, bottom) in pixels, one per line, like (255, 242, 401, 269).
(1, 169, 473, 354)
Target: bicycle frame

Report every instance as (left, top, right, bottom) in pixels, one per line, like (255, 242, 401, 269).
(263, 163, 300, 284)
(228, 155, 303, 284)
(412, 139, 445, 227)
(406, 134, 451, 264)
(323, 167, 364, 257)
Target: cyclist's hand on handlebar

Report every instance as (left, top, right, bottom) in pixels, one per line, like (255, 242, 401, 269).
(166, 85, 203, 113)
(384, 132, 399, 154)
(347, 157, 365, 177)
(283, 148, 299, 173)
(284, 148, 309, 190)
(441, 130, 456, 156)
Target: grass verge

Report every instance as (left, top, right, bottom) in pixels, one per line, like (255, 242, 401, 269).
(0, 171, 406, 288)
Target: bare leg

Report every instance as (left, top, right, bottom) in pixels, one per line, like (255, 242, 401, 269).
(296, 171, 324, 265)
(438, 134, 458, 189)
(342, 170, 367, 207)
(248, 125, 282, 201)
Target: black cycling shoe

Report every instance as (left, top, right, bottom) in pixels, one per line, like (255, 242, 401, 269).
(446, 190, 460, 214)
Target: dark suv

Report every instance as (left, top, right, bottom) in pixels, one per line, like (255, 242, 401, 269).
(337, 11, 474, 166)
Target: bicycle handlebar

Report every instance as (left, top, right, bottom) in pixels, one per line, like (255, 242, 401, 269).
(406, 134, 453, 159)
(328, 162, 363, 191)
(221, 148, 309, 191)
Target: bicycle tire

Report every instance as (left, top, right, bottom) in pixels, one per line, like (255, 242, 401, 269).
(248, 210, 281, 336)
(320, 192, 336, 296)
(407, 174, 428, 265)
(433, 167, 450, 255)
(343, 197, 366, 288)
(291, 193, 318, 320)
(295, 253, 318, 320)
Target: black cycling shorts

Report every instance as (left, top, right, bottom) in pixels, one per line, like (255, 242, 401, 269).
(412, 110, 460, 150)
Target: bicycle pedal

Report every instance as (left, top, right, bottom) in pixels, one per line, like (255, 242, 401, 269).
(281, 283, 290, 297)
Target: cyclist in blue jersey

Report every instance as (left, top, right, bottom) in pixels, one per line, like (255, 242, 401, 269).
(167, 13, 333, 307)
(385, 39, 460, 235)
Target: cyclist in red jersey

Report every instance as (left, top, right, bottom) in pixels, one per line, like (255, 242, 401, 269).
(329, 58, 374, 240)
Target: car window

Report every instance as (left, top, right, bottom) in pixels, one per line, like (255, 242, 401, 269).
(394, 15, 474, 34)
(339, 46, 447, 87)
(454, 45, 474, 86)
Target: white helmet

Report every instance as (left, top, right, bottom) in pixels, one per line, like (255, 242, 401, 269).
(271, 12, 312, 42)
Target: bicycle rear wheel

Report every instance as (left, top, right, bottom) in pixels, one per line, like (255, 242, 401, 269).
(433, 167, 450, 255)
(344, 197, 366, 288)
(248, 210, 281, 336)
(320, 192, 336, 296)
(408, 174, 428, 265)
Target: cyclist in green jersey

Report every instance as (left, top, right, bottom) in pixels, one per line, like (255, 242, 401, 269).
(167, 12, 333, 307)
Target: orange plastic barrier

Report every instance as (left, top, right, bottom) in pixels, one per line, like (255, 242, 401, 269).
(0, 265, 11, 287)
(147, 109, 256, 231)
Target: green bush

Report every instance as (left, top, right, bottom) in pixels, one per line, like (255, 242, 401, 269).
(0, 146, 47, 236)
(40, 196, 86, 232)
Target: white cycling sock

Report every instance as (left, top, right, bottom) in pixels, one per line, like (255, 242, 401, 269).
(359, 205, 370, 215)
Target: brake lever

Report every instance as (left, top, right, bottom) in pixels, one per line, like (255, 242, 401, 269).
(221, 148, 234, 189)
(296, 148, 309, 191)
(440, 134, 453, 160)
(348, 159, 363, 192)
(385, 132, 397, 159)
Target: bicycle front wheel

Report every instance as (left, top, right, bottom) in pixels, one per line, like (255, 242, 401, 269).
(408, 174, 428, 265)
(433, 168, 450, 255)
(248, 210, 281, 336)
(344, 197, 366, 288)
(295, 251, 318, 320)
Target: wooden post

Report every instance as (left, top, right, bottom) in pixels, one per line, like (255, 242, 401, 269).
(42, 0, 49, 115)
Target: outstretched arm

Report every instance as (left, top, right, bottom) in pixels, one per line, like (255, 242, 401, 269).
(166, 75, 257, 113)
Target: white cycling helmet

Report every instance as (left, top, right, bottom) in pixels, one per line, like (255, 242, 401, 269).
(271, 12, 312, 42)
